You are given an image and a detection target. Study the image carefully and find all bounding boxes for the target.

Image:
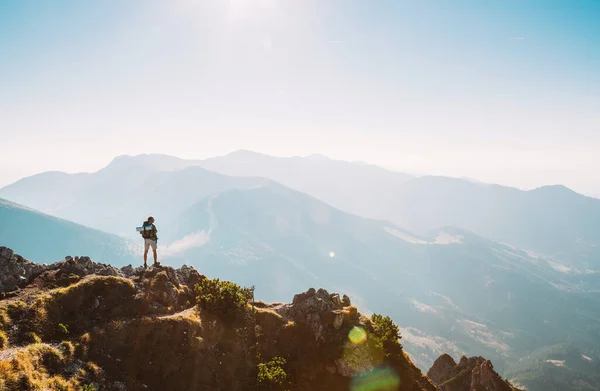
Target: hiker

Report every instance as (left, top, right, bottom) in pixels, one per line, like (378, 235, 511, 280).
(140, 216, 159, 268)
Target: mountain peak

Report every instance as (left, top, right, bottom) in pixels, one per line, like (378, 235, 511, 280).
(531, 184, 577, 195)
(102, 153, 200, 173)
(428, 354, 521, 391)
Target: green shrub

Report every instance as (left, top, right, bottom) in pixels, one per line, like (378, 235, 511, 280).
(195, 278, 253, 321)
(58, 323, 69, 335)
(81, 384, 97, 391)
(371, 313, 402, 356)
(257, 356, 289, 391)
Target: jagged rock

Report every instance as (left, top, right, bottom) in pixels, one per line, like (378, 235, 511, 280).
(342, 294, 351, 306)
(0, 246, 49, 292)
(428, 353, 458, 385)
(121, 265, 136, 277)
(331, 294, 342, 307)
(333, 310, 344, 329)
(428, 354, 517, 391)
(56, 256, 122, 278)
(282, 288, 351, 341)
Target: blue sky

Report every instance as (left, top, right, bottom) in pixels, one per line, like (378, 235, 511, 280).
(1, 0, 599, 194)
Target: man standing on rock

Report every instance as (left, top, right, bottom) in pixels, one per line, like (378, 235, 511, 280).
(141, 216, 159, 268)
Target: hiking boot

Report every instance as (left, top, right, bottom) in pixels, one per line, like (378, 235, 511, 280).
(153, 262, 160, 267)
(143, 263, 147, 269)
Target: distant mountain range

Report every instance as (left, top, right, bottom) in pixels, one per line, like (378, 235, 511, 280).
(201, 150, 414, 221)
(2, 150, 600, 391)
(0, 197, 136, 265)
(200, 151, 600, 270)
(0, 155, 267, 238)
(5, 150, 600, 272)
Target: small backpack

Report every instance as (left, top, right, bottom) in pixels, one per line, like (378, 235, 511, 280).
(140, 221, 154, 239)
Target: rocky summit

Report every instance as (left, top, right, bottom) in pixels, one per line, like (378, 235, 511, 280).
(428, 354, 520, 391)
(0, 247, 521, 391)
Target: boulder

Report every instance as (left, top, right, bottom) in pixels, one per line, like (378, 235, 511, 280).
(0, 246, 50, 292)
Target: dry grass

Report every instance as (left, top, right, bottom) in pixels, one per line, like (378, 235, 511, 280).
(5, 300, 26, 321)
(0, 343, 68, 390)
(59, 340, 75, 359)
(23, 331, 42, 344)
(0, 330, 7, 350)
(254, 307, 286, 331)
(0, 341, 104, 390)
(0, 308, 10, 329)
(26, 276, 136, 340)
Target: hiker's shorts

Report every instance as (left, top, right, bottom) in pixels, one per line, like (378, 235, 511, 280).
(144, 239, 157, 251)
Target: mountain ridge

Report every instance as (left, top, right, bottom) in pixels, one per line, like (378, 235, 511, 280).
(0, 246, 521, 391)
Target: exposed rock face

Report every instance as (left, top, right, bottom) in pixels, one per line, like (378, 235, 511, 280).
(280, 287, 346, 341)
(429, 353, 459, 385)
(428, 354, 518, 391)
(0, 246, 47, 292)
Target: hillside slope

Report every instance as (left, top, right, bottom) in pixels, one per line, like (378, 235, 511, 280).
(0, 248, 520, 391)
(0, 198, 136, 266)
(504, 344, 600, 391)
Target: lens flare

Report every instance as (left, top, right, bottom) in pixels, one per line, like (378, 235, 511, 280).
(350, 367, 401, 391)
(348, 326, 368, 345)
(329, 251, 335, 258)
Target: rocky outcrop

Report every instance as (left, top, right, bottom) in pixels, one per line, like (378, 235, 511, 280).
(428, 354, 519, 391)
(429, 354, 459, 385)
(0, 246, 204, 298)
(0, 246, 47, 292)
(275, 287, 355, 340)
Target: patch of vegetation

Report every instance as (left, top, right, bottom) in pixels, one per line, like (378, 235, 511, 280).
(257, 356, 289, 391)
(0, 343, 70, 389)
(0, 307, 10, 329)
(195, 277, 253, 322)
(59, 323, 70, 335)
(23, 331, 42, 344)
(29, 276, 136, 339)
(0, 330, 7, 350)
(6, 300, 26, 319)
(59, 340, 75, 359)
(371, 313, 402, 356)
